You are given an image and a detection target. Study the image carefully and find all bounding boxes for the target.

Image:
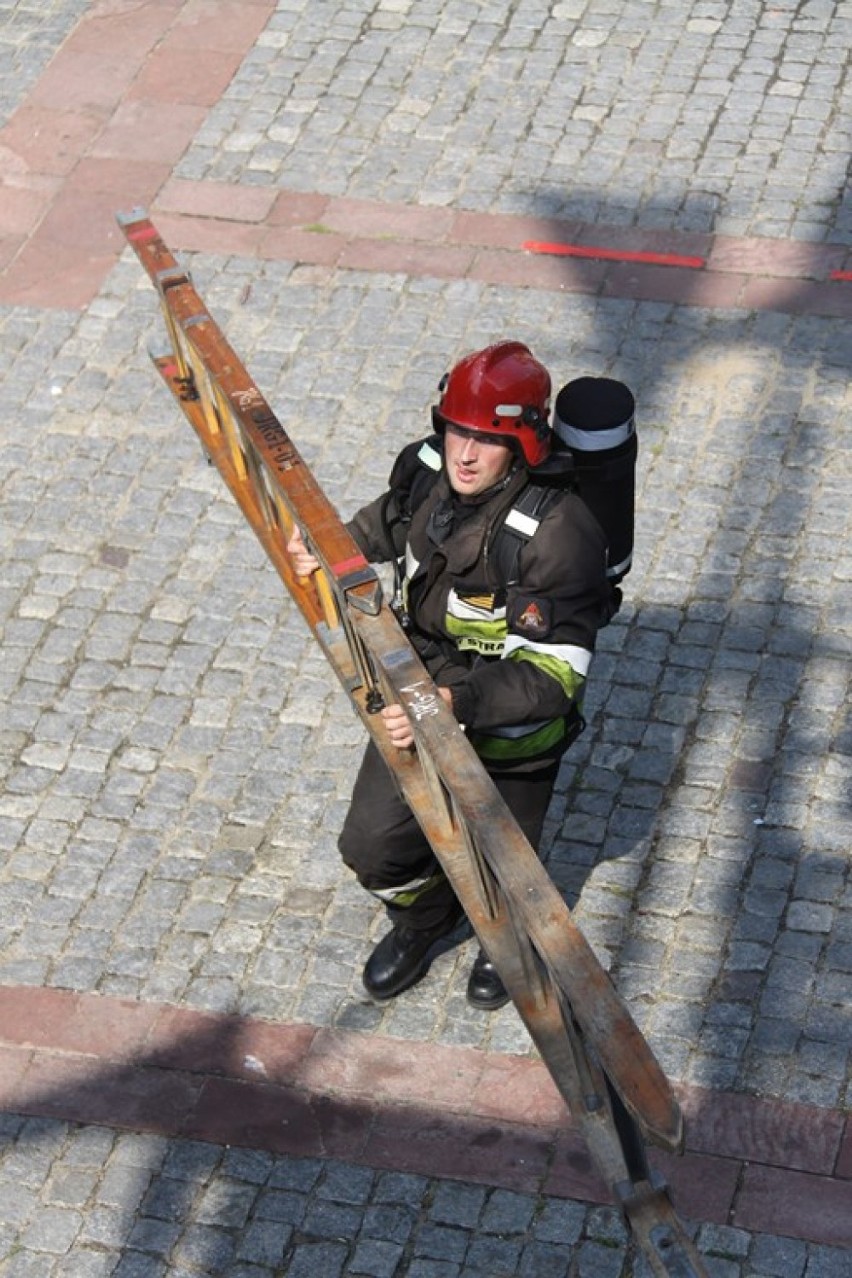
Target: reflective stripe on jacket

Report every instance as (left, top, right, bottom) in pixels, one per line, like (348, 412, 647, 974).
(347, 438, 609, 768)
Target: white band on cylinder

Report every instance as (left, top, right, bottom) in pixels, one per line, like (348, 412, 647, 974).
(554, 415, 634, 451)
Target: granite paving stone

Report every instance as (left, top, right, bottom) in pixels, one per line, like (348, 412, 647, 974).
(6, 1118, 849, 1274)
(197, 6, 852, 243)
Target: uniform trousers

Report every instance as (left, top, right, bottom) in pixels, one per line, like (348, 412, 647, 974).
(338, 739, 559, 934)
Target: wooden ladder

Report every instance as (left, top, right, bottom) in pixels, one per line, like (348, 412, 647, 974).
(118, 208, 708, 1277)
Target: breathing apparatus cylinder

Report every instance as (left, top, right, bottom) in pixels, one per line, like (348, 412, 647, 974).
(552, 376, 637, 585)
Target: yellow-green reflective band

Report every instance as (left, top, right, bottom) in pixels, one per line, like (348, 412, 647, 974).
(446, 613, 506, 655)
(504, 634, 591, 677)
(509, 647, 585, 701)
(445, 614, 505, 644)
(369, 872, 446, 908)
(456, 635, 505, 655)
(471, 717, 567, 761)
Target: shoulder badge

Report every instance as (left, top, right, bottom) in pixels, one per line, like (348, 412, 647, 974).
(518, 601, 546, 632)
(514, 597, 551, 636)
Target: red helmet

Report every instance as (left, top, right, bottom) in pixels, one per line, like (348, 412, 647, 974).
(432, 341, 552, 468)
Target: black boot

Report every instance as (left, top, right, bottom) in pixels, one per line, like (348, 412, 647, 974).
(466, 949, 510, 1010)
(363, 922, 451, 1000)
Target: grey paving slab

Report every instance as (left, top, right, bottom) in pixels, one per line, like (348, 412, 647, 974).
(1, 1114, 848, 1276)
(0, 0, 88, 127)
(175, 0, 852, 243)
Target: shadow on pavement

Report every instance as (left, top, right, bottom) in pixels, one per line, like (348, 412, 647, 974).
(533, 198, 850, 1108)
(2, 188, 851, 1276)
(1, 1004, 650, 1276)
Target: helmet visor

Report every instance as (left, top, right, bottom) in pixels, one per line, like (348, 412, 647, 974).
(431, 407, 515, 452)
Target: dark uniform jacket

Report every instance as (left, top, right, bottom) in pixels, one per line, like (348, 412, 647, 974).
(347, 437, 610, 770)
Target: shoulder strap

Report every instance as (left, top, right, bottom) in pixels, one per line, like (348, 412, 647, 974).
(491, 483, 558, 585)
(388, 434, 442, 523)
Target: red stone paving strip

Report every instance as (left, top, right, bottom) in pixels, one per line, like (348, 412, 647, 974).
(0, 985, 850, 1247)
(149, 184, 852, 318)
(0, 0, 276, 307)
(2, 0, 852, 317)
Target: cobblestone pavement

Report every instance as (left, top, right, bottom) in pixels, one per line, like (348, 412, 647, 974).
(1, 0, 852, 1275)
(3, 1114, 850, 1278)
(176, 0, 852, 241)
(0, 0, 87, 127)
(4, 247, 850, 1094)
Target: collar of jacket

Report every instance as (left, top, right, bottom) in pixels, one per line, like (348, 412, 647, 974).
(414, 467, 530, 577)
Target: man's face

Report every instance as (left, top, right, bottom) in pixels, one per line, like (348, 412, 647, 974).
(444, 423, 514, 497)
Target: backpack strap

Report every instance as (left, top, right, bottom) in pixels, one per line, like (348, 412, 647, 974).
(494, 481, 624, 626)
(386, 434, 443, 525)
(490, 482, 558, 585)
(382, 436, 443, 627)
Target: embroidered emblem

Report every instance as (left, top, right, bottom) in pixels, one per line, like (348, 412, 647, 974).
(517, 601, 547, 633)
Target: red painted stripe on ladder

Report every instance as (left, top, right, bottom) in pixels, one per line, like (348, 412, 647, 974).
(331, 554, 370, 575)
(829, 270, 852, 281)
(126, 225, 159, 242)
(523, 240, 706, 269)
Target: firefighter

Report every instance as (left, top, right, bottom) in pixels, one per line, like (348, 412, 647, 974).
(287, 341, 610, 1010)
